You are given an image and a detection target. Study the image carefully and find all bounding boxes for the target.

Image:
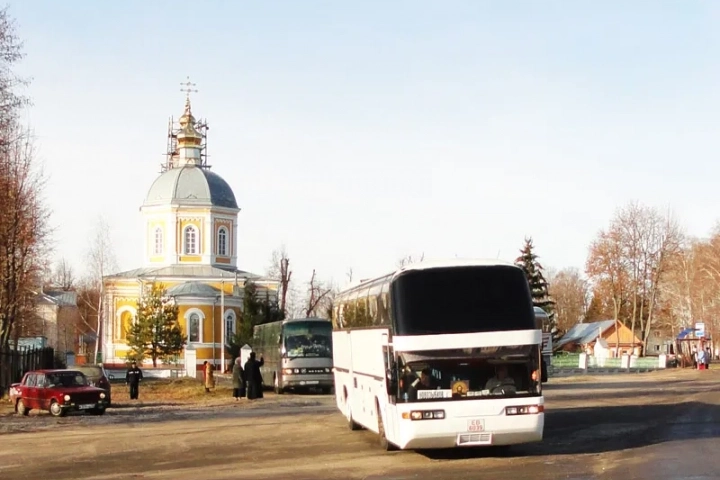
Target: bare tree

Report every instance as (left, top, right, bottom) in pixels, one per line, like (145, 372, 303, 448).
(50, 258, 76, 291)
(85, 217, 118, 363)
(304, 269, 333, 318)
(548, 267, 589, 334)
(0, 126, 50, 351)
(266, 246, 292, 316)
(397, 252, 425, 268)
(586, 225, 629, 356)
(0, 7, 41, 357)
(586, 202, 683, 354)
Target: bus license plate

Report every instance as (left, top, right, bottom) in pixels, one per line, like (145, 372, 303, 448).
(78, 404, 95, 410)
(303, 380, 319, 385)
(467, 419, 485, 432)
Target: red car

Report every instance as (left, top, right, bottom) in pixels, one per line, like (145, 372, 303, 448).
(9, 369, 110, 417)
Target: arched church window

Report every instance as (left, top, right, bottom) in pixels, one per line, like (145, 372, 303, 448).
(188, 313, 201, 343)
(217, 227, 228, 256)
(184, 225, 198, 255)
(225, 310, 236, 337)
(153, 227, 163, 255)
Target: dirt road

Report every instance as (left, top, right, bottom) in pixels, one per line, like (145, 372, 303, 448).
(2, 369, 719, 480)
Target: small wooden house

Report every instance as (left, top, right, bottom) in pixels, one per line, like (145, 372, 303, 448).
(556, 320, 643, 356)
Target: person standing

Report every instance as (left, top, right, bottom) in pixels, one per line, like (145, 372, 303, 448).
(203, 361, 216, 393)
(244, 352, 265, 400)
(126, 361, 143, 400)
(231, 357, 245, 400)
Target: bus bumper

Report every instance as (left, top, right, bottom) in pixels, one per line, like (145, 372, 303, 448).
(398, 413, 544, 450)
(282, 374, 334, 390)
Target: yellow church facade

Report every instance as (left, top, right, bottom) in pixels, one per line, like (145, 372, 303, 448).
(101, 93, 278, 373)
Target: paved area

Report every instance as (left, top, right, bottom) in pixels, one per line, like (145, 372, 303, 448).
(1, 369, 719, 480)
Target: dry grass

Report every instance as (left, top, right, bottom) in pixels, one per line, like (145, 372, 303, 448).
(110, 377, 236, 405)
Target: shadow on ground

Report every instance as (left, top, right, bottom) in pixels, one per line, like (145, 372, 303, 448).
(418, 400, 720, 460)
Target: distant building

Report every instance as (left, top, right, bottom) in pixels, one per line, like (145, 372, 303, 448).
(556, 320, 643, 356)
(101, 92, 279, 372)
(11, 289, 80, 359)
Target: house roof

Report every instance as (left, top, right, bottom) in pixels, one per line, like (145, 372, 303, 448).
(34, 290, 78, 307)
(556, 320, 616, 348)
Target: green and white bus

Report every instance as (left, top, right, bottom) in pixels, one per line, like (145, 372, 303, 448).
(253, 317, 334, 394)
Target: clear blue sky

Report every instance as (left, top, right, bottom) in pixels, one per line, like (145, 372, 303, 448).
(9, 0, 720, 288)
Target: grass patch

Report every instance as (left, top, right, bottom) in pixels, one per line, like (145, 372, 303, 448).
(111, 377, 234, 405)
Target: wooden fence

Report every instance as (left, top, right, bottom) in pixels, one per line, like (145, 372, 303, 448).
(0, 346, 55, 394)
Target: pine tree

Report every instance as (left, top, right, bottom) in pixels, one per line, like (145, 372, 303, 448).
(227, 281, 285, 361)
(515, 237, 557, 337)
(126, 282, 186, 367)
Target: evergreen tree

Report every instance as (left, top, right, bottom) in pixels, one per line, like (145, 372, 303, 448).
(515, 237, 557, 336)
(126, 282, 186, 367)
(226, 281, 285, 361)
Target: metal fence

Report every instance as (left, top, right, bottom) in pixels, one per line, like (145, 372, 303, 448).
(551, 353, 663, 370)
(0, 346, 55, 394)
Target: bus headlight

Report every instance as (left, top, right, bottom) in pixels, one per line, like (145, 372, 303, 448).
(403, 410, 445, 421)
(324, 368, 331, 373)
(100, 393, 106, 399)
(506, 405, 544, 416)
(282, 369, 293, 375)
(64, 395, 71, 402)
(293, 368, 300, 374)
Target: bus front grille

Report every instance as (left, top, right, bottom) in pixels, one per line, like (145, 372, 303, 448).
(457, 433, 492, 445)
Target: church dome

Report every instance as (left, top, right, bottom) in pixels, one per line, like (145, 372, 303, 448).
(143, 165, 238, 209)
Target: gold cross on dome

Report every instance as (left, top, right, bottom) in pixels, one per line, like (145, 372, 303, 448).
(180, 76, 198, 99)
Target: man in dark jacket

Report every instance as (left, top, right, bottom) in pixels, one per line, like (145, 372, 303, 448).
(244, 352, 264, 400)
(126, 361, 143, 400)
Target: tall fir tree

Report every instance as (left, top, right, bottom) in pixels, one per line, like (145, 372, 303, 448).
(126, 282, 186, 367)
(226, 281, 285, 361)
(515, 237, 557, 337)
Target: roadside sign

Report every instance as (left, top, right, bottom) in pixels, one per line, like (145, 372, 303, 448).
(541, 333, 552, 355)
(695, 322, 706, 338)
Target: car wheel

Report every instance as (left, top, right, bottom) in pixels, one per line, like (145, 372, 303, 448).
(16, 399, 29, 416)
(49, 401, 65, 417)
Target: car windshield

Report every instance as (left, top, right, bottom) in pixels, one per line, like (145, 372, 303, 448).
(283, 321, 333, 358)
(45, 372, 88, 387)
(391, 265, 536, 335)
(395, 345, 542, 402)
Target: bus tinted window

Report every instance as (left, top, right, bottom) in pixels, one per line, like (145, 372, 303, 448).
(283, 321, 332, 358)
(391, 265, 535, 335)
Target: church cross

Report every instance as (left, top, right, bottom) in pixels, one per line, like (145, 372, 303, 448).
(180, 76, 198, 99)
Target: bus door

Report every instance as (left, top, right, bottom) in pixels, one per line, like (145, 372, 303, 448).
(382, 344, 399, 443)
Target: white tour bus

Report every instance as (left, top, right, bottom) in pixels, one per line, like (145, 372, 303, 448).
(331, 259, 545, 451)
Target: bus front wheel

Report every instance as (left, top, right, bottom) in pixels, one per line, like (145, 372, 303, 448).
(376, 400, 396, 451)
(274, 374, 284, 395)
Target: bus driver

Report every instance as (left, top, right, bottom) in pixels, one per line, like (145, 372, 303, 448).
(485, 365, 516, 395)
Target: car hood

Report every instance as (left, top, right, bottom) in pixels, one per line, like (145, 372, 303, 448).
(54, 386, 105, 394)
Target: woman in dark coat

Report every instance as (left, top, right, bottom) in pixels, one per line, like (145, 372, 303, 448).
(231, 357, 245, 400)
(244, 352, 265, 400)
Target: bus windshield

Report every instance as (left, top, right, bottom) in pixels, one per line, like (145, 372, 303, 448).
(396, 345, 541, 402)
(283, 321, 332, 358)
(392, 265, 535, 335)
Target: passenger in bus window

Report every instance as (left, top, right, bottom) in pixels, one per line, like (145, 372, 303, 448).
(412, 368, 437, 390)
(484, 365, 516, 395)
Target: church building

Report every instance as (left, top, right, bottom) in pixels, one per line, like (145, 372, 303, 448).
(101, 92, 278, 373)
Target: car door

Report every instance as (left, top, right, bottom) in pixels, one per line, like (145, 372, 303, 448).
(34, 374, 49, 409)
(24, 374, 38, 409)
